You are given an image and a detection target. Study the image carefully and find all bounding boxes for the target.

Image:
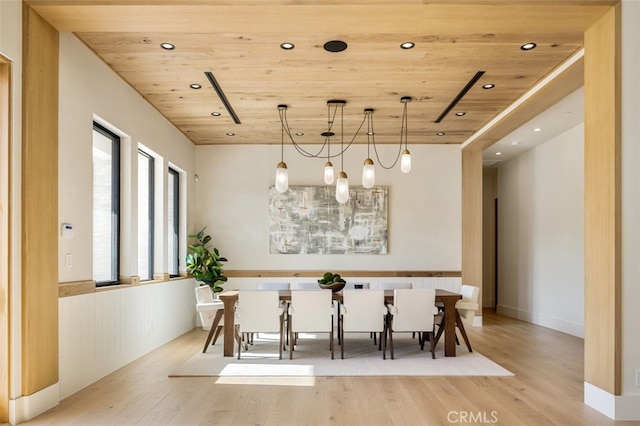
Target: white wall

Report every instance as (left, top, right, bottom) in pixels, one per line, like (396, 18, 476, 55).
(496, 124, 584, 337)
(621, 0, 640, 399)
(58, 32, 196, 282)
(194, 144, 462, 272)
(55, 32, 199, 402)
(59, 279, 196, 399)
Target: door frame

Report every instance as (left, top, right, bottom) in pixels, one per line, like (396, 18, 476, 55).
(0, 54, 12, 423)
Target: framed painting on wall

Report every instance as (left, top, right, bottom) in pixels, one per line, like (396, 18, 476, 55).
(268, 186, 388, 254)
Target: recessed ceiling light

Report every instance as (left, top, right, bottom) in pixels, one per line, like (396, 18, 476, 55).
(482, 84, 495, 90)
(189, 83, 202, 89)
(455, 112, 466, 117)
(160, 42, 175, 50)
(511, 141, 520, 146)
(280, 42, 295, 50)
(400, 42, 415, 49)
(436, 132, 445, 136)
(211, 112, 221, 117)
(521, 42, 537, 51)
(324, 40, 348, 53)
(295, 132, 304, 136)
(226, 132, 235, 136)
(496, 152, 502, 156)
(534, 128, 541, 132)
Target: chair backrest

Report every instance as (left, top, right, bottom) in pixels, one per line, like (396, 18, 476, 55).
(341, 290, 385, 332)
(457, 285, 480, 326)
(344, 282, 370, 290)
(258, 282, 290, 290)
(194, 284, 223, 326)
(391, 289, 435, 332)
(237, 290, 283, 333)
(297, 282, 319, 289)
(289, 290, 333, 333)
(460, 284, 479, 302)
(381, 282, 413, 290)
(195, 285, 215, 303)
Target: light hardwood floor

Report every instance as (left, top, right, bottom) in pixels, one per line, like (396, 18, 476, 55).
(22, 310, 629, 425)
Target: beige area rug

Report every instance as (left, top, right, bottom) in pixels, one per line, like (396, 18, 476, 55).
(170, 333, 513, 378)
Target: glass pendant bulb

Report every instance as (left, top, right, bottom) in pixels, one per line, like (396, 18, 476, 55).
(335, 171, 349, 204)
(275, 161, 289, 193)
(401, 149, 412, 174)
(362, 158, 375, 189)
(324, 161, 334, 185)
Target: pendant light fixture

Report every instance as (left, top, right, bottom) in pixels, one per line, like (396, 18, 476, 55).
(275, 105, 289, 193)
(274, 96, 412, 197)
(362, 108, 375, 188)
(324, 159, 334, 185)
(335, 102, 349, 203)
(323, 105, 335, 184)
(400, 97, 412, 173)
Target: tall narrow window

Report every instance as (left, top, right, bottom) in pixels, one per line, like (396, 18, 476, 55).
(168, 168, 179, 277)
(93, 123, 120, 285)
(138, 150, 154, 281)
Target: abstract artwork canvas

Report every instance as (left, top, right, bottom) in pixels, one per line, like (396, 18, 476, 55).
(269, 186, 388, 254)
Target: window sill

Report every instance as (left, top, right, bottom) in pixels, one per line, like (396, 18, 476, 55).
(59, 275, 192, 298)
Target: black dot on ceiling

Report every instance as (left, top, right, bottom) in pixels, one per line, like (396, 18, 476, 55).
(324, 40, 348, 53)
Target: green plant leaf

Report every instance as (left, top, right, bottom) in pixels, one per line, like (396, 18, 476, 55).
(186, 227, 228, 291)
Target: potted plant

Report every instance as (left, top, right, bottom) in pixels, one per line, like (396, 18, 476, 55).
(186, 227, 228, 293)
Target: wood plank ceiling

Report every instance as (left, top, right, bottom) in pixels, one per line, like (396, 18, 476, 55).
(26, 1, 614, 146)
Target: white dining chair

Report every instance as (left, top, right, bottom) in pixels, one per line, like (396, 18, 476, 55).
(381, 282, 414, 338)
(339, 289, 388, 359)
(195, 285, 225, 353)
(288, 289, 335, 359)
(386, 288, 439, 359)
(236, 290, 286, 359)
(457, 284, 480, 327)
(258, 282, 292, 342)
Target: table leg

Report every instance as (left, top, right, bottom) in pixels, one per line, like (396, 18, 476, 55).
(202, 309, 224, 353)
(442, 298, 457, 357)
(221, 296, 236, 357)
(455, 310, 473, 352)
(336, 303, 342, 345)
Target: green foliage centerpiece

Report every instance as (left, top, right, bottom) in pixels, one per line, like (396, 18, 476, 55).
(318, 272, 346, 292)
(186, 227, 228, 293)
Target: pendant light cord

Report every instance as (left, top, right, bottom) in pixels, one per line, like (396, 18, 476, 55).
(366, 112, 371, 159)
(341, 104, 344, 172)
(279, 107, 285, 162)
(277, 97, 408, 170)
(371, 101, 406, 170)
(327, 105, 331, 160)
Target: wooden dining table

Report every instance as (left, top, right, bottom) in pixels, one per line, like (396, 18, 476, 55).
(218, 288, 463, 357)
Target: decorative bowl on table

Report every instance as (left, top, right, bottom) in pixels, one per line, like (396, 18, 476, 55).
(318, 272, 346, 293)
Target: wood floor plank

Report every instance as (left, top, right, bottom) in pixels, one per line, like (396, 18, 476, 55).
(22, 311, 626, 425)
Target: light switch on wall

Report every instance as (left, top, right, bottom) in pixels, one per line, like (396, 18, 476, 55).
(65, 253, 72, 268)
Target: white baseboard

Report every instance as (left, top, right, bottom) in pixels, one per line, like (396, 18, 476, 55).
(496, 304, 583, 337)
(585, 382, 640, 420)
(472, 315, 482, 327)
(10, 382, 59, 424)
